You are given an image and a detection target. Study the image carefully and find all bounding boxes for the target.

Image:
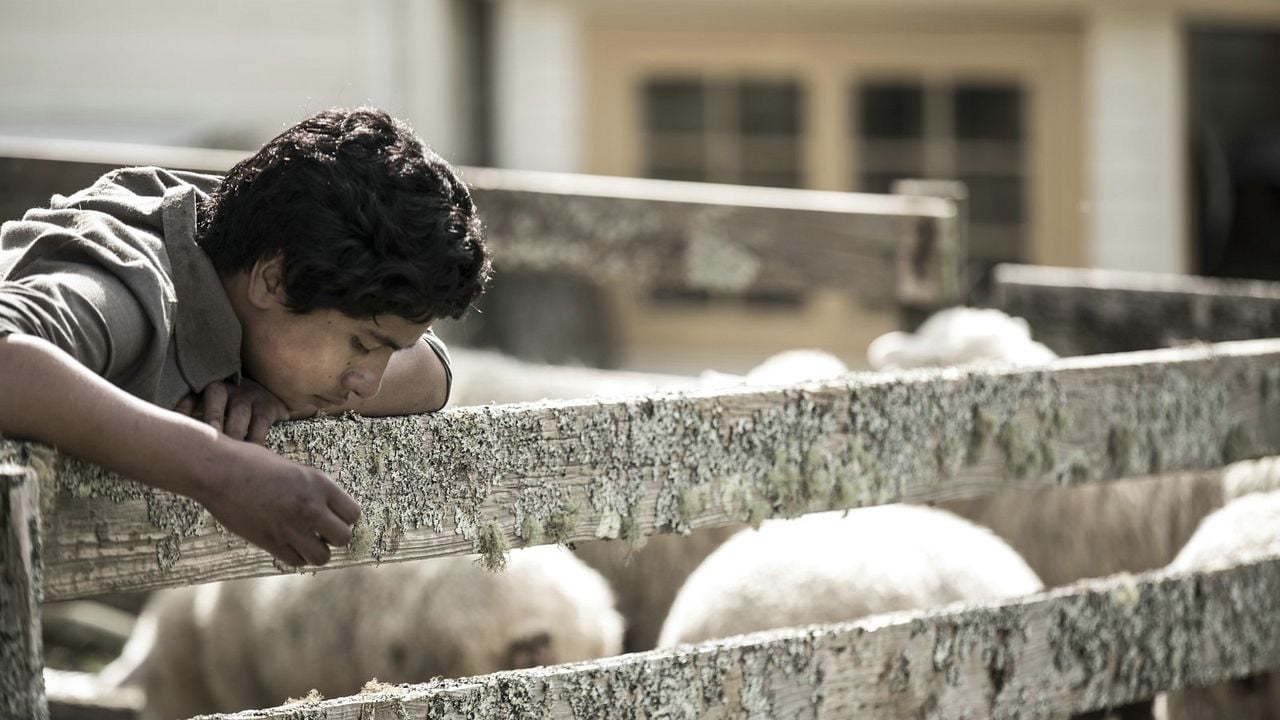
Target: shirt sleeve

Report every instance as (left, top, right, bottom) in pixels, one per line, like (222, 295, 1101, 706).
(421, 328, 453, 409)
(0, 263, 153, 381)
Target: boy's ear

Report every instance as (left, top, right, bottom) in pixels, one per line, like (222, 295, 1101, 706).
(246, 255, 286, 310)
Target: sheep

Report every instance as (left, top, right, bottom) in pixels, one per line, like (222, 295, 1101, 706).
(569, 348, 851, 651)
(869, 308, 1280, 719)
(937, 473, 1226, 588)
(447, 346, 700, 407)
(867, 306, 1057, 370)
(448, 345, 851, 652)
(656, 504, 1044, 647)
(1157, 490, 1280, 720)
(865, 307, 1265, 588)
(103, 546, 623, 720)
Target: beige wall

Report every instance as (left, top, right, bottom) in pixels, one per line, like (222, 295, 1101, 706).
(581, 12, 1086, 269)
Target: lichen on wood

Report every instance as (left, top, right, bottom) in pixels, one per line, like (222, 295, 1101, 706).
(467, 169, 956, 305)
(0, 465, 46, 720)
(198, 553, 1280, 720)
(14, 339, 1280, 600)
(990, 263, 1280, 357)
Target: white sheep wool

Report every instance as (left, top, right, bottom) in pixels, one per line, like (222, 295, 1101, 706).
(656, 504, 1044, 648)
(105, 546, 623, 720)
(1159, 490, 1280, 720)
(867, 307, 1058, 370)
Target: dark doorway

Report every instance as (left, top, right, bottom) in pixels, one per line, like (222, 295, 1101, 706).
(1189, 25, 1280, 280)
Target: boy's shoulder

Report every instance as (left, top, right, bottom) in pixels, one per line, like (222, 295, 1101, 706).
(3, 165, 218, 287)
(45, 166, 220, 223)
(1, 165, 239, 407)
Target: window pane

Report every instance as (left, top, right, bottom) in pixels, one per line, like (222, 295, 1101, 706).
(739, 81, 801, 135)
(954, 85, 1023, 141)
(857, 83, 924, 139)
(645, 79, 706, 133)
(741, 137, 801, 188)
(960, 174, 1024, 224)
(860, 172, 909, 195)
(954, 141, 1023, 174)
(646, 135, 707, 182)
(859, 140, 925, 174)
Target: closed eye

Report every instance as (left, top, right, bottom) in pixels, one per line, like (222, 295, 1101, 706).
(350, 336, 374, 355)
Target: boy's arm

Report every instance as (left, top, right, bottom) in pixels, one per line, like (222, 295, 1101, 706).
(184, 334, 449, 443)
(0, 334, 359, 567)
(333, 335, 451, 416)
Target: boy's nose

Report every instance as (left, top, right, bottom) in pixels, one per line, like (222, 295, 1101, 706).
(341, 366, 385, 400)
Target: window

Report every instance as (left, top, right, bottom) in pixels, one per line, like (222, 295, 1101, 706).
(853, 80, 1027, 263)
(643, 78, 804, 188)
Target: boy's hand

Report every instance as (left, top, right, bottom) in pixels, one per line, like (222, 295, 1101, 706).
(0, 334, 359, 569)
(194, 437, 361, 567)
(176, 379, 289, 444)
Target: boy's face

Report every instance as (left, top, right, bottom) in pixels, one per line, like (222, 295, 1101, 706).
(242, 307, 429, 414)
(231, 256, 431, 413)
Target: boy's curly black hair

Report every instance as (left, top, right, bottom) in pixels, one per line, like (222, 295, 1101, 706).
(196, 107, 490, 322)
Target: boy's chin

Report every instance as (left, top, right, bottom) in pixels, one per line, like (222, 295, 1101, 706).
(283, 396, 324, 419)
(286, 394, 350, 419)
(287, 403, 321, 420)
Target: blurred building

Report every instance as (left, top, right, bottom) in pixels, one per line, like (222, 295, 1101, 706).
(2, 0, 1277, 368)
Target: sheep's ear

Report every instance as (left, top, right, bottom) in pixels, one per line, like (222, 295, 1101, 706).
(505, 631, 552, 669)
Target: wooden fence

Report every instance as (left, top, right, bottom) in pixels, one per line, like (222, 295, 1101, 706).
(8, 337, 1280, 718)
(3, 141, 1280, 718)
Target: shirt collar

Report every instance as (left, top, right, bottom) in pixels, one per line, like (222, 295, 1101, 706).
(160, 186, 242, 391)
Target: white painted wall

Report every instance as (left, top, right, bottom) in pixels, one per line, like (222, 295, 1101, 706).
(0, 0, 476, 161)
(399, 0, 481, 163)
(491, 0, 583, 172)
(1083, 3, 1186, 273)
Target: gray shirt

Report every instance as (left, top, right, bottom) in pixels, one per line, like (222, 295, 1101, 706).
(0, 167, 451, 410)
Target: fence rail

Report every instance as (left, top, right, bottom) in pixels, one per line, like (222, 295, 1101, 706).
(199, 554, 1280, 719)
(989, 263, 1280, 356)
(8, 338, 1278, 601)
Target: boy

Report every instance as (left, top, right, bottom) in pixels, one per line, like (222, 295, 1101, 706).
(0, 107, 491, 567)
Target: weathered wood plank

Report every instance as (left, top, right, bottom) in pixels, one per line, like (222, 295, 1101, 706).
(11, 339, 1280, 600)
(892, 179, 968, 309)
(465, 167, 956, 305)
(0, 464, 47, 720)
(0, 137, 958, 306)
(989, 264, 1280, 356)
(203, 552, 1280, 719)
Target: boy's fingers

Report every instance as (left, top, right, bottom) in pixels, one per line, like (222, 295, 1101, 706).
(327, 486, 361, 527)
(314, 512, 354, 548)
(291, 533, 332, 567)
(246, 413, 275, 446)
(246, 401, 288, 445)
(174, 395, 196, 416)
(224, 401, 253, 441)
(202, 382, 229, 431)
(273, 544, 306, 568)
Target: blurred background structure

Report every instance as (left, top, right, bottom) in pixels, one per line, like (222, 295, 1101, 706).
(2, 0, 1278, 371)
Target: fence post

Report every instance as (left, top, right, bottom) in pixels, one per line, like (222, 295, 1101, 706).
(891, 178, 968, 325)
(1, 464, 47, 720)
